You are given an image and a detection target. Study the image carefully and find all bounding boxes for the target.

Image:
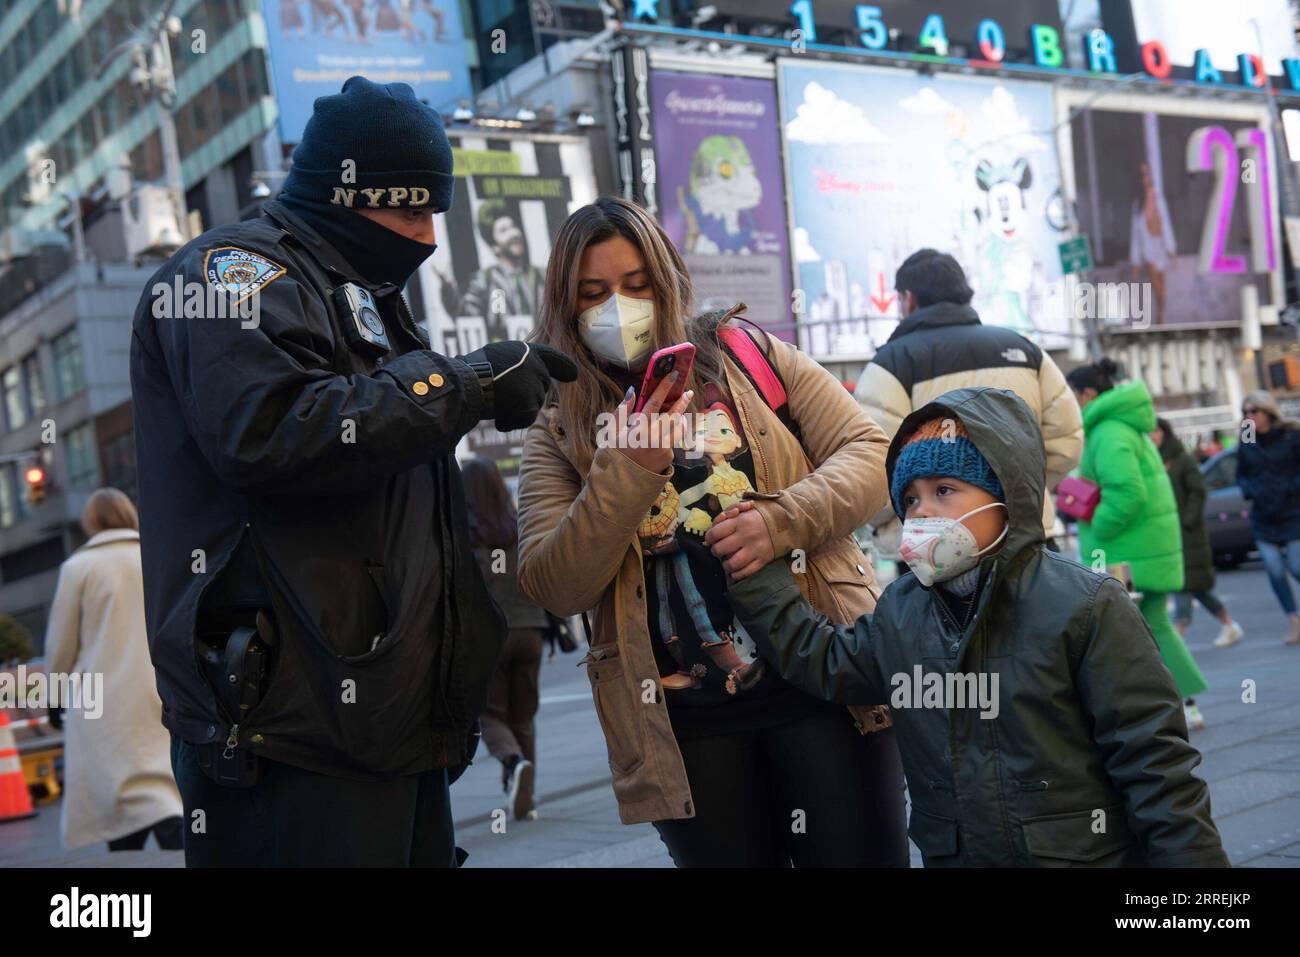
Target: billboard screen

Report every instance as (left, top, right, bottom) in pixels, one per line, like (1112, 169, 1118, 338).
(650, 70, 794, 340)
(1129, 0, 1297, 74)
(261, 0, 473, 143)
(777, 60, 1070, 356)
(410, 133, 598, 474)
(1069, 104, 1274, 328)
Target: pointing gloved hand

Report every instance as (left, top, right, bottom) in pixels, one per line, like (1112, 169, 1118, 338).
(460, 341, 578, 432)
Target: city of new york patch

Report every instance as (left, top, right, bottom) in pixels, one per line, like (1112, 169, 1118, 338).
(202, 246, 286, 305)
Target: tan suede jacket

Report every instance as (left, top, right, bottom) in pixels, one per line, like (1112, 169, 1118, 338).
(517, 327, 893, 824)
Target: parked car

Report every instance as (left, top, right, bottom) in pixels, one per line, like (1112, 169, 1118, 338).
(1201, 448, 1255, 568)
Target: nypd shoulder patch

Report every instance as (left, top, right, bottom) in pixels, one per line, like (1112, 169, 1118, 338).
(202, 246, 286, 305)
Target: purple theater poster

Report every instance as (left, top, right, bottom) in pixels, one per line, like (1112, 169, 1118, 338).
(650, 71, 794, 341)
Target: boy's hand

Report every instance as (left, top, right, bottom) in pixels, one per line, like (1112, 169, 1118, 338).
(706, 500, 774, 581)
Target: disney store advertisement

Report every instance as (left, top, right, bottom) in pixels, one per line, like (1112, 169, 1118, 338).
(777, 61, 1071, 354)
(650, 70, 795, 341)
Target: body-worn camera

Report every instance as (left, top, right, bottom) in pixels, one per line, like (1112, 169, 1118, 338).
(333, 282, 392, 358)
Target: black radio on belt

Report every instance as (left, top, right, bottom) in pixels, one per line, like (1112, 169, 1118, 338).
(333, 282, 392, 358)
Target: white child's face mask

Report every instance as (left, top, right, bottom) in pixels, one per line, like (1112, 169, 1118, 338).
(899, 502, 1008, 588)
(577, 293, 655, 370)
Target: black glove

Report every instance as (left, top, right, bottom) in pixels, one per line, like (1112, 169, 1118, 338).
(460, 341, 578, 432)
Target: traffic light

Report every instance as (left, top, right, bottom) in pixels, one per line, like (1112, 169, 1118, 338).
(24, 464, 46, 505)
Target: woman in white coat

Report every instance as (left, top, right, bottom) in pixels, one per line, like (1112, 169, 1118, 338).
(43, 488, 182, 852)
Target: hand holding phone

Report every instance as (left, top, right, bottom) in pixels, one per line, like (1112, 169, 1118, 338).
(615, 345, 695, 474)
(635, 343, 696, 413)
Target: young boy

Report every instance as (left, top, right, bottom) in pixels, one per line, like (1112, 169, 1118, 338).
(717, 387, 1228, 867)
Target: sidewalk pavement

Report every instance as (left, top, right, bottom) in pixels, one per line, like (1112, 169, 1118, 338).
(453, 561, 1300, 867)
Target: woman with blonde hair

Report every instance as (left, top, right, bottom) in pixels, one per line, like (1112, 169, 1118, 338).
(44, 488, 182, 852)
(516, 197, 906, 867)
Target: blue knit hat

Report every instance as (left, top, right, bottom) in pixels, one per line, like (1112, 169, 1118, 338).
(281, 75, 455, 213)
(890, 416, 1004, 518)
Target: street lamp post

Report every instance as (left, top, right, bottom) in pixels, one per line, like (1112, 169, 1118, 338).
(94, 1, 191, 241)
(56, 194, 86, 264)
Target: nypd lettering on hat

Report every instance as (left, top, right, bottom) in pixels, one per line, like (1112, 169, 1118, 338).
(281, 74, 456, 212)
(330, 187, 435, 209)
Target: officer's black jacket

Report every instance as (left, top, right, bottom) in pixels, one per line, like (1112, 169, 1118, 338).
(129, 200, 506, 779)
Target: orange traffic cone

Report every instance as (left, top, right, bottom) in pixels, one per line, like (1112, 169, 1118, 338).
(0, 710, 36, 822)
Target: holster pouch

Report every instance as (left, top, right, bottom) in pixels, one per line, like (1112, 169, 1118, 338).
(196, 723, 262, 788)
(194, 609, 278, 788)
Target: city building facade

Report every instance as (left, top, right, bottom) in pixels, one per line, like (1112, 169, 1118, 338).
(0, 0, 280, 640)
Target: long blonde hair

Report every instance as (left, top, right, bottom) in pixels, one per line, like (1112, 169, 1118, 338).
(80, 488, 139, 537)
(532, 197, 729, 464)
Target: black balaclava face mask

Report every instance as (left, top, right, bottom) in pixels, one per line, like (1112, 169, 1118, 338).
(276, 76, 454, 289)
(279, 193, 434, 289)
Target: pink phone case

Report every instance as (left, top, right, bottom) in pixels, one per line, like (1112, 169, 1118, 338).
(635, 343, 696, 413)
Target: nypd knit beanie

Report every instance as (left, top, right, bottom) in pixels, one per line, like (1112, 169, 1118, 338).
(280, 75, 455, 213)
(890, 416, 1004, 518)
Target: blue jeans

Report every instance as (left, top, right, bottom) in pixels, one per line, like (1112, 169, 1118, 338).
(1171, 589, 1227, 626)
(1257, 539, 1300, 615)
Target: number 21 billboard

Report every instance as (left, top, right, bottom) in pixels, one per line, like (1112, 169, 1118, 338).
(1065, 97, 1282, 329)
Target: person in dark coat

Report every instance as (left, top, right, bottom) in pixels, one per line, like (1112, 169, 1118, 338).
(719, 387, 1227, 867)
(1236, 390, 1300, 646)
(130, 76, 576, 866)
(462, 458, 551, 822)
(1151, 419, 1243, 649)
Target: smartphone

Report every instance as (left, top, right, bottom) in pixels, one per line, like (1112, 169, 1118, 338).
(634, 343, 696, 413)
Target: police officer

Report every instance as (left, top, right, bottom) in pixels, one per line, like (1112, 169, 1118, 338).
(130, 76, 577, 867)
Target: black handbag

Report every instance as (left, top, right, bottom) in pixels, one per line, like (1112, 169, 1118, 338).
(545, 612, 581, 655)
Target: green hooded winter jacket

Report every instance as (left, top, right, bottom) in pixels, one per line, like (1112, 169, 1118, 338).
(727, 387, 1227, 867)
(1077, 380, 1184, 593)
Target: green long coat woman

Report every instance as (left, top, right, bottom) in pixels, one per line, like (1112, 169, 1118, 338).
(1077, 380, 1185, 593)
(1159, 432, 1216, 593)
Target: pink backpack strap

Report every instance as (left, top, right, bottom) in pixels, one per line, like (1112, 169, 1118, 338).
(719, 325, 787, 411)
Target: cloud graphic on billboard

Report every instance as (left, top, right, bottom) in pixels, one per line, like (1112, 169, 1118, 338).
(899, 88, 956, 115)
(785, 82, 888, 144)
(977, 86, 1050, 155)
